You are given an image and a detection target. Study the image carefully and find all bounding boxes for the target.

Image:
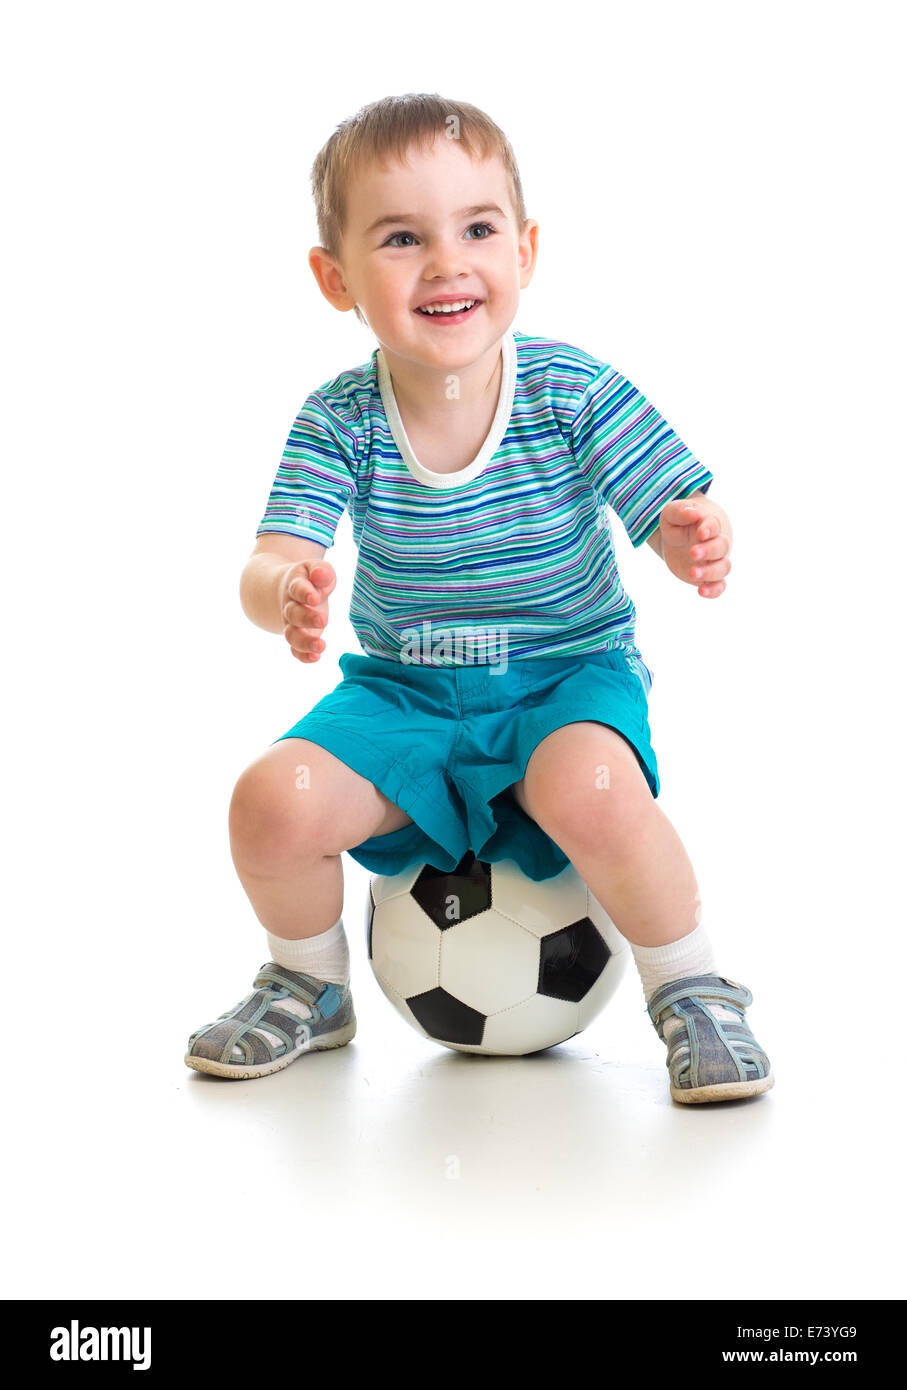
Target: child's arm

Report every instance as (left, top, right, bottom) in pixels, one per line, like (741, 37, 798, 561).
(647, 490, 733, 599)
(240, 534, 329, 633)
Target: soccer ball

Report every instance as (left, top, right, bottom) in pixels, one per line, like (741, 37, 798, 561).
(364, 851, 628, 1055)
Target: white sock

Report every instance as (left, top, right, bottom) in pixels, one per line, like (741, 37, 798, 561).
(265, 916, 350, 988)
(630, 923, 738, 1028)
(235, 918, 349, 1055)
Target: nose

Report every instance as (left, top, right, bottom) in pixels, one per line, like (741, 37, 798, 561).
(422, 235, 472, 282)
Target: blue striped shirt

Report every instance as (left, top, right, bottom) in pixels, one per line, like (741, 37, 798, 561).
(256, 328, 714, 687)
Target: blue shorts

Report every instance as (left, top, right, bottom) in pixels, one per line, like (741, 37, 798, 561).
(272, 650, 660, 883)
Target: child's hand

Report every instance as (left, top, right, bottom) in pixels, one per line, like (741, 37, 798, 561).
(658, 498, 732, 598)
(278, 560, 337, 663)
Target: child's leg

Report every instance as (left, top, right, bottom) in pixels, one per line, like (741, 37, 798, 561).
(228, 736, 413, 946)
(509, 722, 701, 950)
(185, 739, 413, 1077)
(510, 722, 772, 1101)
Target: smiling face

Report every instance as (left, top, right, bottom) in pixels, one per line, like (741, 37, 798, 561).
(309, 136, 538, 375)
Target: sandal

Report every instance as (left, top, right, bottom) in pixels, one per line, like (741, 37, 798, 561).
(647, 974, 774, 1104)
(184, 962, 356, 1079)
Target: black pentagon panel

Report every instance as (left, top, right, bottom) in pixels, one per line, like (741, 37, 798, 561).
(538, 918, 610, 1003)
(407, 987, 487, 1046)
(411, 851, 492, 929)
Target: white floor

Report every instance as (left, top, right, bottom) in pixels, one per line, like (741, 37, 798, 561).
(5, 783, 902, 1301)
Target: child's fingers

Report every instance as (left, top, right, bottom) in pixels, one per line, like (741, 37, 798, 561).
(284, 561, 335, 608)
(690, 557, 731, 583)
(287, 627, 326, 649)
(659, 501, 711, 544)
(661, 499, 704, 530)
(304, 563, 336, 604)
(285, 628, 326, 657)
(288, 576, 327, 609)
(662, 501, 726, 538)
(283, 598, 327, 630)
(284, 618, 325, 641)
(690, 535, 730, 563)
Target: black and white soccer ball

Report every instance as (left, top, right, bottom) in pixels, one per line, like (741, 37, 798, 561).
(364, 851, 629, 1055)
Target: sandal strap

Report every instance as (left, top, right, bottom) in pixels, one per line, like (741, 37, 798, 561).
(664, 1015, 769, 1088)
(253, 962, 332, 1010)
(646, 974, 753, 1026)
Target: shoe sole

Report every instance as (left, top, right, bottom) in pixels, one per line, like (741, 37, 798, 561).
(184, 1014, 357, 1080)
(670, 1070, 775, 1104)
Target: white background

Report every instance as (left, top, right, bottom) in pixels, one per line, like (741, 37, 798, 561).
(2, 0, 904, 1301)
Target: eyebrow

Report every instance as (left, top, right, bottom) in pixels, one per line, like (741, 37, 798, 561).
(364, 203, 507, 235)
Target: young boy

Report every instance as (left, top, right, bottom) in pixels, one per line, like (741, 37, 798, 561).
(185, 93, 773, 1104)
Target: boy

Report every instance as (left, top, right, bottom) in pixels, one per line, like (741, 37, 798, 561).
(186, 93, 773, 1104)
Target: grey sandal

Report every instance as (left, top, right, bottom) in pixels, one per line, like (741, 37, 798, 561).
(647, 974, 774, 1104)
(185, 962, 356, 1079)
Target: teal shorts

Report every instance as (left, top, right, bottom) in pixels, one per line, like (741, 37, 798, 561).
(272, 650, 660, 883)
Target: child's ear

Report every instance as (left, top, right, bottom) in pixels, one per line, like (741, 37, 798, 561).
(308, 246, 357, 312)
(518, 219, 540, 289)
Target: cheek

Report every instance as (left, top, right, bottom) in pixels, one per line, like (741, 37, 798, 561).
(489, 253, 523, 294)
(364, 278, 408, 324)
(380, 270, 418, 313)
(363, 260, 398, 292)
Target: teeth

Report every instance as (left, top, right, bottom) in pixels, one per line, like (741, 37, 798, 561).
(418, 299, 477, 315)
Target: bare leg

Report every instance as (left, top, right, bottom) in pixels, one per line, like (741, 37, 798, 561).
(509, 722, 701, 948)
(228, 738, 413, 940)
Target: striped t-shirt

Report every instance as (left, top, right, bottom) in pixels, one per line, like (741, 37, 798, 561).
(256, 328, 714, 688)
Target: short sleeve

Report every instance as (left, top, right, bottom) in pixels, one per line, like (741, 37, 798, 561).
(570, 365, 714, 548)
(256, 393, 359, 548)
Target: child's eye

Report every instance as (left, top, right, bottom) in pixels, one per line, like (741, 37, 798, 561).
(383, 222, 497, 248)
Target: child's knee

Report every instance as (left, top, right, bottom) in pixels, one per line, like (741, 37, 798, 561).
(522, 722, 651, 849)
(229, 750, 330, 871)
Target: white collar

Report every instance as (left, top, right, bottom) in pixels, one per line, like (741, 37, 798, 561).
(376, 329, 517, 489)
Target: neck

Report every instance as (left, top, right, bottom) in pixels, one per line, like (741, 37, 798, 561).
(380, 335, 505, 420)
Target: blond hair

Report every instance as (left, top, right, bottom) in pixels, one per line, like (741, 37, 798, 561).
(310, 93, 528, 325)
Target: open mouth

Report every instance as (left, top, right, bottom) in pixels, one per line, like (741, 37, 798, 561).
(414, 299, 482, 324)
